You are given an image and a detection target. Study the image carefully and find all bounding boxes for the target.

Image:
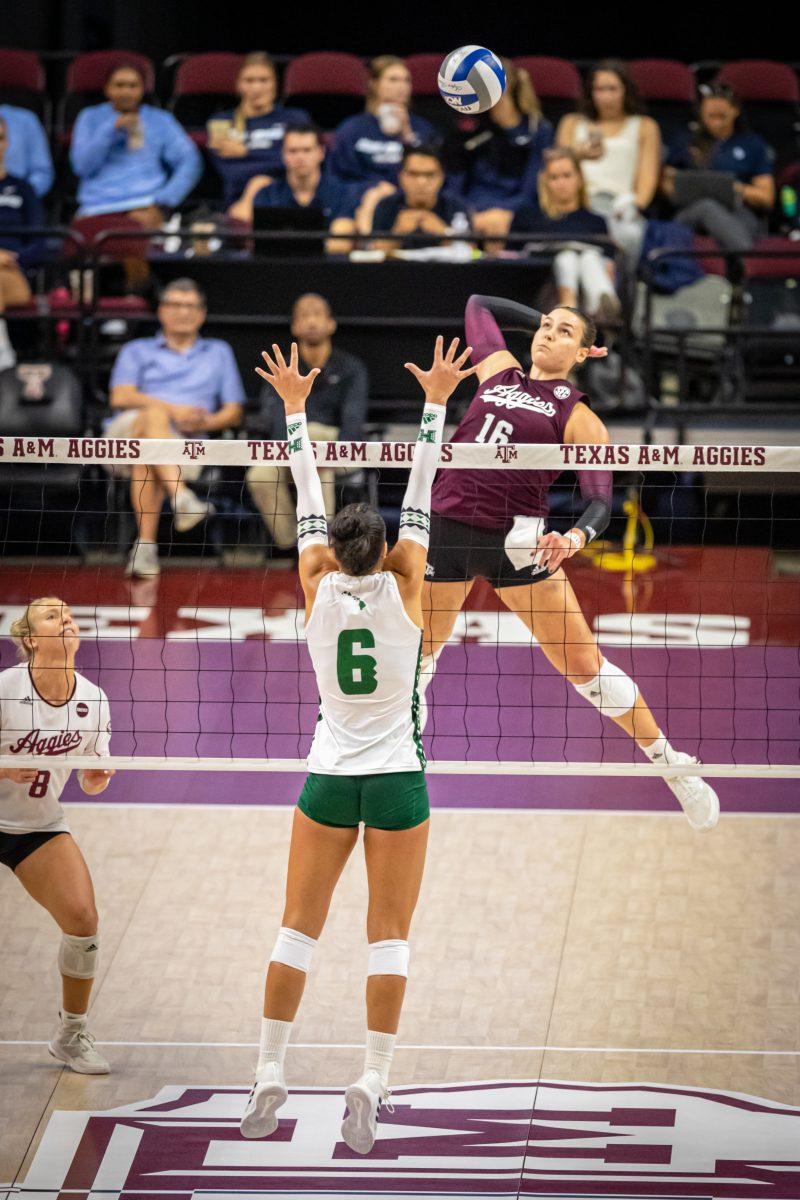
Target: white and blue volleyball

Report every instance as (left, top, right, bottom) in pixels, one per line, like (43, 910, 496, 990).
(438, 46, 506, 114)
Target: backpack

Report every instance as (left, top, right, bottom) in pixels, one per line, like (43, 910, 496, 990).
(640, 219, 705, 293)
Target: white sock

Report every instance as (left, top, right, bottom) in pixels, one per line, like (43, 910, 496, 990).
(60, 1009, 87, 1028)
(257, 1017, 292, 1072)
(363, 1030, 396, 1088)
(642, 733, 680, 765)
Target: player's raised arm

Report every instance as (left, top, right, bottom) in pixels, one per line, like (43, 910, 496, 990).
(465, 294, 542, 382)
(388, 337, 475, 582)
(256, 343, 335, 599)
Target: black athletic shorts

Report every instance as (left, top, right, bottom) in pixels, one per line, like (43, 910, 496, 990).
(0, 829, 66, 871)
(427, 512, 551, 589)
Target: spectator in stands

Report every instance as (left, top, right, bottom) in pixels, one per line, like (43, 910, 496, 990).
(227, 123, 361, 250)
(512, 148, 619, 321)
(247, 293, 368, 549)
(663, 83, 775, 252)
(329, 56, 437, 220)
(0, 103, 53, 197)
(71, 63, 201, 230)
(208, 52, 311, 209)
(445, 60, 554, 238)
(0, 115, 44, 368)
(369, 145, 470, 251)
(106, 278, 244, 578)
(556, 60, 661, 260)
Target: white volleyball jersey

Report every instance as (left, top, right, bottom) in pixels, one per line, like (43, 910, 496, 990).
(305, 571, 424, 775)
(0, 665, 111, 835)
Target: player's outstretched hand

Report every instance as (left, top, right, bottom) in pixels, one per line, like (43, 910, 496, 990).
(256, 342, 321, 414)
(405, 336, 476, 407)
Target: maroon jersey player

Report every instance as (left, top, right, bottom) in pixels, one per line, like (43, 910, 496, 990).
(421, 294, 720, 831)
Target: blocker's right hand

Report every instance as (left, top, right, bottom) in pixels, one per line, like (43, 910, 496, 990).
(256, 342, 321, 414)
(405, 336, 475, 406)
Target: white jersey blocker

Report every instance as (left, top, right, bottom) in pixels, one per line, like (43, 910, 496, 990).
(0, 665, 111, 834)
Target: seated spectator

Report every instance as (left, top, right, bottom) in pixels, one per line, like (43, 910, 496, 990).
(662, 83, 775, 252)
(556, 60, 661, 261)
(0, 115, 44, 368)
(70, 63, 201, 231)
(247, 293, 367, 549)
(208, 52, 311, 209)
(329, 56, 437, 220)
(106, 278, 244, 577)
(369, 145, 470, 251)
(445, 60, 553, 238)
(0, 103, 54, 197)
(227, 123, 361, 251)
(512, 148, 619, 321)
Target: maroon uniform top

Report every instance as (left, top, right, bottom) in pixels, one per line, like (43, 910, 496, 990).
(432, 367, 588, 531)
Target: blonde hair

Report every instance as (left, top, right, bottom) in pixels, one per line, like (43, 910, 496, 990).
(366, 55, 409, 113)
(538, 147, 588, 218)
(233, 51, 277, 133)
(9, 596, 65, 661)
(501, 59, 542, 129)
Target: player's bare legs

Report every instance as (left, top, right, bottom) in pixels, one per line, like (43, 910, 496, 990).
(421, 580, 475, 660)
(497, 572, 719, 830)
(15, 833, 109, 1072)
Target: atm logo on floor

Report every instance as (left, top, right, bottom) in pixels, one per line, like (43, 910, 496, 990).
(22, 1079, 800, 1198)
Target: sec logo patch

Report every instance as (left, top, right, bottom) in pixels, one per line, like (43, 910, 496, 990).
(76, 702, 89, 717)
(554, 385, 571, 400)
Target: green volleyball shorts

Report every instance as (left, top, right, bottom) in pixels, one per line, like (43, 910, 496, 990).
(298, 770, 430, 831)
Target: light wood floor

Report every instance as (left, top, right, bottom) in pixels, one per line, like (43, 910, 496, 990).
(1, 804, 799, 1183)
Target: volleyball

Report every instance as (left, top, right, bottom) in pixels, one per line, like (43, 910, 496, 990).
(438, 45, 506, 114)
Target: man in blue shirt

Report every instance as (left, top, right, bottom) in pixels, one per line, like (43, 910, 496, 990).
(71, 63, 201, 223)
(107, 277, 245, 577)
(0, 104, 54, 198)
(228, 123, 361, 250)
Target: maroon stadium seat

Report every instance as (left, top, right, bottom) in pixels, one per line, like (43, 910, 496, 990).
(512, 56, 581, 123)
(744, 236, 800, 278)
(0, 48, 47, 120)
(283, 52, 368, 129)
(717, 61, 800, 103)
(405, 54, 444, 96)
(629, 60, 695, 102)
(170, 53, 244, 129)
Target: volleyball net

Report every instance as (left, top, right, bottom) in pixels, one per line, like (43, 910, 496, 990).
(0, 434, 798, 791)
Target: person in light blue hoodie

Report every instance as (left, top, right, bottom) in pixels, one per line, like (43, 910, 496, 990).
(70, 63, 201, 223)
(0, 105, 54, 198)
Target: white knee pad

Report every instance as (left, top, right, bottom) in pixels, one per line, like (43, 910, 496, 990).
(58, 932, 99, 980)
(573, 659, 639, 719)
(270, 927, 316, 973)
(368, 939, 410, 978)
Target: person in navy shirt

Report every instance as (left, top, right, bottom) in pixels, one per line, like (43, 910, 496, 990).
(370, 145, 470, 251)
(228, 123, 361, 251)
(445, 60, 553, 237)
(0, 104, 54, 198)
(106, 278, 245, 578)
(329, 56, 437, 228)
(208, 52, 310, 208)
(663, 83, 775, 251)
(512, 148, 619, 320)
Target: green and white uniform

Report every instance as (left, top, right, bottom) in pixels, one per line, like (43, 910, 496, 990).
(287, 403, 444, 829)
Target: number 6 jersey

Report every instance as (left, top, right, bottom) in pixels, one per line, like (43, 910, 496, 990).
(305, 572, 425, 776)
(0, 665, 111, 834)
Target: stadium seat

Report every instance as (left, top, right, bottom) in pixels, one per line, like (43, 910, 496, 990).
(283, 52, 368, 130)
(0, 49, 48, 121)
(743, 236, 800, 279)
(60, 50, 157, 133)
(628, 59, 695, 145)
(512, 56, 581, 124)
(170, 52, 244, 131)
(716, 61, 800, 170)
(405, 53, 453, 131)
(0, 363, 83, 486)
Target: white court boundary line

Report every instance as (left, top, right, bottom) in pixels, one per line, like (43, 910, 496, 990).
(1, 1038, 798, 1056)
(6, 755, 799, 779)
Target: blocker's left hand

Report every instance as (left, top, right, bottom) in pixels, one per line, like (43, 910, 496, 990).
(534, 530, 585, 572)
(256, 343, 321, 414)
(80, 769, 115, 795)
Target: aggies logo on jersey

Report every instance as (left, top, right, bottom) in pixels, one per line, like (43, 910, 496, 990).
(481, 382, 556, 417)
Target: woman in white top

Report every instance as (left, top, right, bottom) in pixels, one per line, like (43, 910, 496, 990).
(557, 60, 661, 260)
(0, 597, 115, 1073)
(240, 338, 474, 1153)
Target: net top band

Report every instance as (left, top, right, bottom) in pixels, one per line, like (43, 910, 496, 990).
(0, 436, 797, 472)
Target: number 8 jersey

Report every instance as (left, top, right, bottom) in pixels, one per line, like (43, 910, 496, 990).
(305, 572, 425, 775)
(0, 664, 112, 834)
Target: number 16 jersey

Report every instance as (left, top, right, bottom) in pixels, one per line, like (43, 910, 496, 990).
(305, 571, 425, 776)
